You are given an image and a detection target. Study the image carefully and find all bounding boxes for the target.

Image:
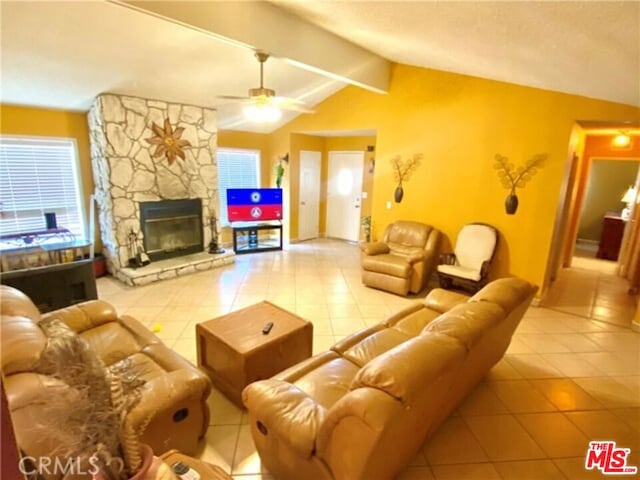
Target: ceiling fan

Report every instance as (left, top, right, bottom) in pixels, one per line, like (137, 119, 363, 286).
(218, 51, 315, 122)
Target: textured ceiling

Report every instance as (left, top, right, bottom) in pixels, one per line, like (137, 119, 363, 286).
(272, 0, 640, 107)
(1, 1, 638, 134)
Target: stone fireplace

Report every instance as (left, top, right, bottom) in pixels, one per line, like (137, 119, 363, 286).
(88, 93, 233, 285)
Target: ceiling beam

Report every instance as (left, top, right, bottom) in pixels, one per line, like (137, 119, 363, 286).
(113, 1, 390, 94)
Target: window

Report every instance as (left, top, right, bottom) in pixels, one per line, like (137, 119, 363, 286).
(0, 136, 86, 241)
(217, 148, 260, 225)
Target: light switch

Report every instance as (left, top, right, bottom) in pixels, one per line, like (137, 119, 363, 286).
(362, 192, 368, 199)
(386, 201, 392, 209)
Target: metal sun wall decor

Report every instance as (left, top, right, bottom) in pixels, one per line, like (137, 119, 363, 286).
(391, 153, 423, 203)
(493, 153, 547, 214)
(145, 118, 192, 165)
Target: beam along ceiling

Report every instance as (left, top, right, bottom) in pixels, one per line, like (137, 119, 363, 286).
(1, 1, 638, 135)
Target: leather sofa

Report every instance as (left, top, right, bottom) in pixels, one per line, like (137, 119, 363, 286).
(0, 285, 211, 463)
(361, 221, 440, 296)
(243, 277, 537, 480)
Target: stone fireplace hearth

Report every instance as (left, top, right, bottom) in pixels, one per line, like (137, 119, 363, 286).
(88, 93, 233, 285)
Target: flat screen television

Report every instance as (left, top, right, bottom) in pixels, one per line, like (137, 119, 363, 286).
(226, 188, 283, 222)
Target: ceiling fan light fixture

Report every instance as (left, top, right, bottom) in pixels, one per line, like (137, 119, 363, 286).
(243, 103, 282, 123)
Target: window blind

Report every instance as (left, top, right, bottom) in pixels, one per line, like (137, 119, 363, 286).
(217, 148, 260, 225)
(0, 136, 86, 239)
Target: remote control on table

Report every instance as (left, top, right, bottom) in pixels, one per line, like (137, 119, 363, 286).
(262, 322, 274, 334)
(171, 461, 201, 480)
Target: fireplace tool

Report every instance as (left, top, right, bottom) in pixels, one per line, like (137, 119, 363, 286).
(208, 215, 225, 254)
(128, 229, 151, 268)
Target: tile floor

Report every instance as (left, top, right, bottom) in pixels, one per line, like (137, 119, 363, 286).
(97, 239, 640, 480)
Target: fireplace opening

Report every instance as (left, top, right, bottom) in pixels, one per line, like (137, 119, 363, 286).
(139, 199, 203, 262)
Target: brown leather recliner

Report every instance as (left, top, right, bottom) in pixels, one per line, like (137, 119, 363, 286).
(361, 221, 441, 296)
(0, 285, 211, 464)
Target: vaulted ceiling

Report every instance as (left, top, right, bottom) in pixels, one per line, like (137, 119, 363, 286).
(1, 1, 638, 134)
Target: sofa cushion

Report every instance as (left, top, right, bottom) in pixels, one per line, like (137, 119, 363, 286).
(41, 300, 118, 333)
(437, 264, 482, 281)
(342, 328, 412, 367)
(290, 353, 360, 409)
(351, 333, 466, 405)
(80, 322, 147, 366)
(422, 302, 505, 351)
(362, 254, 411, 278)
(387, 307, 442, 337)
(469, 277, 534, 311)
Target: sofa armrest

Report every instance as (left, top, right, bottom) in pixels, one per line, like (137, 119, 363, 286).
(242, 379, 327, 457)
(406, 252, 427, 264)
(423, 289, 470, 313)
(126, 369, 211, 435)
(360, 242, 390, 256)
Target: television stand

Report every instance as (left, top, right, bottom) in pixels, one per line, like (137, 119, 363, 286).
(232, 222, 282, 255)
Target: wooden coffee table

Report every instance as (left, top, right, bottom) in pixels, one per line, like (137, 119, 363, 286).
(196, 301, 313, 407)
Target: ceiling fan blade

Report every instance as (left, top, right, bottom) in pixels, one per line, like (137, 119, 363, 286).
(274, 97, 315, 113)
(216, 95, 251, 101)
(281, 104, 316, 114)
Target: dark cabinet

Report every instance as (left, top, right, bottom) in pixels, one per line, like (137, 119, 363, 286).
(596, 215, 625, 261)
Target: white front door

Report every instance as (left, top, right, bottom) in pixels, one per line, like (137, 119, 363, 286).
(298, 150, 321, 241)
(326, 151, 364, 242)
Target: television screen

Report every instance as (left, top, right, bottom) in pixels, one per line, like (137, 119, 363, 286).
(226, 188, 283, 222)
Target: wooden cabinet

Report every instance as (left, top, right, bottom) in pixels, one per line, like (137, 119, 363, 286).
(597, 215, 625, 261)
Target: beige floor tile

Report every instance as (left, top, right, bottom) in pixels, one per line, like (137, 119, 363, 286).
(564, 410, 640, 448)
(517, 334, 572, 353)
(171, 338, 197, 365)
(207, 388, 244, 426)
(313, 335, 336, 355)
(295, 304, 330, 320)
(232, 425, 269, 475)
(308, 317, 333, 335)
(583, 332, 640, 351)
(488, 380, 558, 413)
(484, 358, 523, 381)
(529, 378, 605, 411)
(492, 459, 566, 479)
(423, 417, 489, 464)
(456, 383, 509, 417)
(463, 415, 546, 461)
(431, 462, 501, 479)
(576, 352, 640, 376)
(330, 317, 366, 335)
(327, 303, 362, 319)
(573, 377, 640, 408)
(395, 466, 436, 480)
(553, 456, 622, 479)
(517, 412, 590, 457)
(610, 408, 640, 433)
(195, 425, 240, 473)
(505, 354, 564, 379)
(464, 415, 546, 461)
(540, 353, 609, 377)
(504, 337, 535, 354)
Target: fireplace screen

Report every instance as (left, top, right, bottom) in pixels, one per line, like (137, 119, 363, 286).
(139, 199, 203, 262)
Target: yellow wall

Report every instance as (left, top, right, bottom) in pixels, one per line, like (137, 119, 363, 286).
(0, 104, 100, 250)
(270, 64, 640, 289)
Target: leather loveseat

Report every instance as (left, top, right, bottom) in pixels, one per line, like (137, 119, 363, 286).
(243, 277, 537, 480)
(0, 285, 211, 463)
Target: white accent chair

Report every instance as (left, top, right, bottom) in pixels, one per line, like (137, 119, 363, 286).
(437, 223, 498, 292)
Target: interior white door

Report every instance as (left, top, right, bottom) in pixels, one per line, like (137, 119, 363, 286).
(298, 150, 321, 241)
(326, 151, 364, 242)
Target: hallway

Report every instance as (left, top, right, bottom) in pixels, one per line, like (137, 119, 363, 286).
(541, 255, 637, 328)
